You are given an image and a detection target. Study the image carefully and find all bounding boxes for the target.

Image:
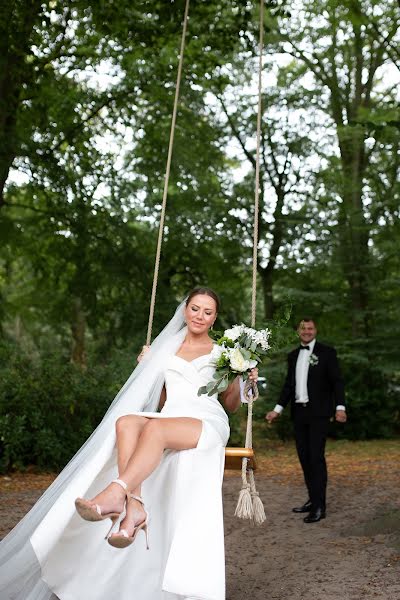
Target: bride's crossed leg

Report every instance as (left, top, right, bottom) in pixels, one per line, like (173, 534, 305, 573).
(79, 415, 202, 538)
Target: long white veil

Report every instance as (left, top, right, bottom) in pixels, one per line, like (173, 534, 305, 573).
(0, 300, 187, 600)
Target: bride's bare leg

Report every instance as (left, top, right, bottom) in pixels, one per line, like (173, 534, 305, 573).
(119, 417, 202, 493)
(111, 418, 202, 538)
(86, 415, 148, 516)
(81, 417, 202, 534)
(114, 415, 148, 532)
(116, 415, 148, 475)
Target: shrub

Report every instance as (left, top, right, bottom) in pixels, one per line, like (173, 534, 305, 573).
(0, 341, 134, 472)
(332, 353, 400, 440)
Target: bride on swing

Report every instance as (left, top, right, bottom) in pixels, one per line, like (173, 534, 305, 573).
(0, 286, 258, 600)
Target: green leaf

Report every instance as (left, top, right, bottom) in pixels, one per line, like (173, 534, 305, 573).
(217, 377, 229, 393)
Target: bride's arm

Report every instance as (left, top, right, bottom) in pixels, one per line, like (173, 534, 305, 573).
(158, 385, 167, 410)
(220, 368, 259, 413)
(220, 377, 241, 413)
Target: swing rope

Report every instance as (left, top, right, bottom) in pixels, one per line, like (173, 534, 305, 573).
(146, 0, 266, 525)
(146, 0, 191, 347)
(234, 0, 266, 526)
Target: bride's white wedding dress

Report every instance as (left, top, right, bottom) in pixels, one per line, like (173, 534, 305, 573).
(145, 353, 229, 440)
(35, 351, 229, 600)
(2, 325, 230, 600)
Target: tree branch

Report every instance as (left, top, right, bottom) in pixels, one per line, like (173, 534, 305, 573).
(216, 94, 257, 169)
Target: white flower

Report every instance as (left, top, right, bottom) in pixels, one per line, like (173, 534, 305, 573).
(243, 326, 271, 350)
(255, 329, 271, 350)
(229, 348, 258, 372)
(223, 325, 244, 341)
(210, 344, 225, 362)
(229, 348, 248, 372)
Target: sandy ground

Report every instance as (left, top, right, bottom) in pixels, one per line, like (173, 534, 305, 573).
(1, 442, 400, 600)
(224, 474, 400, 600)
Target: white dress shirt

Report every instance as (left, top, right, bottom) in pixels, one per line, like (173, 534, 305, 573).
(273, 338, 345, 413)
(295, 338, 316, 404)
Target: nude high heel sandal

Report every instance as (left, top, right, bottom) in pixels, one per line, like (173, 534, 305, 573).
(75, 478, 129, 538)
(107, 495, 149, 550)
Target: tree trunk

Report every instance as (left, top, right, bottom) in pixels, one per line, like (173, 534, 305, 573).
(0, 1, 43, 206)
(327, 10, 373, 339)
(259, 265, 275, 320)
(337, 126, 370, 338)
(258, 185, 286, 321)
(71, 297, 87, 368)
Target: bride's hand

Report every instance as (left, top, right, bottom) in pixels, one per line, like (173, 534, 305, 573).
(248, 367, 258, 383)
(137, 345, 150, 363)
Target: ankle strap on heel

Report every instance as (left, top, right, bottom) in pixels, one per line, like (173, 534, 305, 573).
(112, 478, 128, 492)
(130, 495, 144, 505)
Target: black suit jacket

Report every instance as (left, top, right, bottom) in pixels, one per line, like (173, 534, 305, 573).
(279, 341, 345, 418)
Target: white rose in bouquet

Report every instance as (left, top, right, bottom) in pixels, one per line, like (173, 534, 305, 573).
(229, 348, 257, 372)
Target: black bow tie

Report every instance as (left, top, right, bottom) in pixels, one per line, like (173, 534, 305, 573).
(299, 345, 310, 350)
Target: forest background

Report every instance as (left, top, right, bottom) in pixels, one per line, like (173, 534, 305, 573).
(0, 0, 399, 472)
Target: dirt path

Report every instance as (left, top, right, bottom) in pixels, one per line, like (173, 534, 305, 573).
(1, 441, 399, 600)
(224, 476, 399, 600)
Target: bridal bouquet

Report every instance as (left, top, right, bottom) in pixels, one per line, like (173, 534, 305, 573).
(198, 324, 271, 397)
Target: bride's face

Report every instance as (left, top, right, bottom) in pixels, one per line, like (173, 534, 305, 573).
(185, 294, 217, 335)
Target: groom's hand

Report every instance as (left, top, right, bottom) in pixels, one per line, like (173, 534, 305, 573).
(335, 410, 347, 423)
(265, 410, 279, 423)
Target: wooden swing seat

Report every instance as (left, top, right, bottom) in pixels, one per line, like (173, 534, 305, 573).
(224, 447, 256, 470)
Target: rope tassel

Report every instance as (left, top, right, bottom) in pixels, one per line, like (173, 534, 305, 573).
(252, 492, 266, 525)
(234, 481, 253, 520)
(234, 379, 266, 525)
(234, 466, 266, 525)
(249, 469, 266, 525)
(234, 453, 253, 520)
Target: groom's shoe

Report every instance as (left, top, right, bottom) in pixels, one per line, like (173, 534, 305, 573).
(303, 507, 326, 523)
(292, 500, 312, 514)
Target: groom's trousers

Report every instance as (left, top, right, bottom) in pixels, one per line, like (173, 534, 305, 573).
(293, 406, 330, 509)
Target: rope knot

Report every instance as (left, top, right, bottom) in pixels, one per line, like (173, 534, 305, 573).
(243, 379, 259, 403)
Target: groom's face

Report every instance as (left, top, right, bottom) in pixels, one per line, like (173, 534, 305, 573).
(298, 320, 317, 344)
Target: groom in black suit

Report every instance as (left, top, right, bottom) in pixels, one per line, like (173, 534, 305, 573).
(266, 318, 346, 523)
